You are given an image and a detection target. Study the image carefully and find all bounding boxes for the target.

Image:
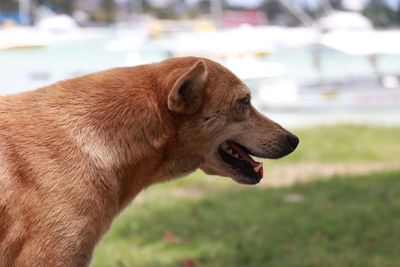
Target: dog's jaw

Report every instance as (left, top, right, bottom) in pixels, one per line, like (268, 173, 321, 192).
(200, 151, 263, 185)
(219, 140, 263, 178)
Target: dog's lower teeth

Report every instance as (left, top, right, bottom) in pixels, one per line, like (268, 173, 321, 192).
(253, 164, 262, 173)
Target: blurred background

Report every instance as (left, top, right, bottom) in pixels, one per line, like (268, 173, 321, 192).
(1, 1, 400, 266)
(1, 0, 400, 126)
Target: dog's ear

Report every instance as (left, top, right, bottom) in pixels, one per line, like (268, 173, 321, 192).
(168, 60, 208, 114)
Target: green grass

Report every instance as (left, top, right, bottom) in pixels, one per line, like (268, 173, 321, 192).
(91, 125, 400, 266)
(93, 171, 400, 267)
(279, 124, 400, 163)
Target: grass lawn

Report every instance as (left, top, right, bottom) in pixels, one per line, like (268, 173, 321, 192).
(275, 124, 400, 164)
(91, 125, 400, 267)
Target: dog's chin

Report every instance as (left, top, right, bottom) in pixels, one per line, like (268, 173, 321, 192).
(200, 159, 261, 185)
(229, 172, 262, 185)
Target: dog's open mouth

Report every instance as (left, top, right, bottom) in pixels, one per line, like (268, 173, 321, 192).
(218, 140, 263, 184)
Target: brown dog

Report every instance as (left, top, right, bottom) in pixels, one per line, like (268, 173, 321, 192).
(0, 57, 298, 266)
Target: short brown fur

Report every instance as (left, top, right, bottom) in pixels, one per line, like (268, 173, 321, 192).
(0, 57, 297, 266)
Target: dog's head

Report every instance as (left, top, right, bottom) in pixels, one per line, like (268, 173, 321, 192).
(164, 57, 299, 185)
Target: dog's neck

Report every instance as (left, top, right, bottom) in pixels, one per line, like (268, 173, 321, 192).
(38, 70, 202, 212)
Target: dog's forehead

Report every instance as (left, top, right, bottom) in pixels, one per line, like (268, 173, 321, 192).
(237, 84, 251, 96)
(211, 82, 250, 108)
(227, 83, 251, 98)
(205, 59, 251, 100)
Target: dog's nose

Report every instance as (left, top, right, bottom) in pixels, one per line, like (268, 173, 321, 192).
(287, 134, 299, 150)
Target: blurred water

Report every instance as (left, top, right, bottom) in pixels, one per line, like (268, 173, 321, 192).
(1, 28, 400, 126)
(268, 47, 400, 82)
(0, 31, 127, 93)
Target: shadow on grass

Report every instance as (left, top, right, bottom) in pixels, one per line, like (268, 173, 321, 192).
(93, 170, 400, 267)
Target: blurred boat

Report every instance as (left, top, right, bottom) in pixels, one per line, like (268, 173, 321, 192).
(0, 14, 84, 51)
(320, 30, 400, 56)
(253, 11, 400, 111)
(154, 25, 287, 81)
(316, 11, 400, 55)
(0, 26, 52, 50)
(35, 14, 83, 42)
(256, 75, 400, 110)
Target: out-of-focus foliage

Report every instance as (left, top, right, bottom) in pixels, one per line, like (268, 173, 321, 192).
(2, 0, 400, 26)
(362, 0, 400, 27)
(0, 0, 18, 12)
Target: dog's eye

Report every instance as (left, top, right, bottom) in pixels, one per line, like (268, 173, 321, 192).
(239, 97, 250, 109)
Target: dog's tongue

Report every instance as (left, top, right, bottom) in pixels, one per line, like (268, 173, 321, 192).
(227, 141, 263, 178)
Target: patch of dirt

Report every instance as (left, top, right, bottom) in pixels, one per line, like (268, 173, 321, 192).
(169, 186, 207, 199)
(261, 161, 400, 188)
(155, 162, 400, 201)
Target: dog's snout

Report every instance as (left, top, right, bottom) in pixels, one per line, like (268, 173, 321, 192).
(287, 134, 299, 150)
